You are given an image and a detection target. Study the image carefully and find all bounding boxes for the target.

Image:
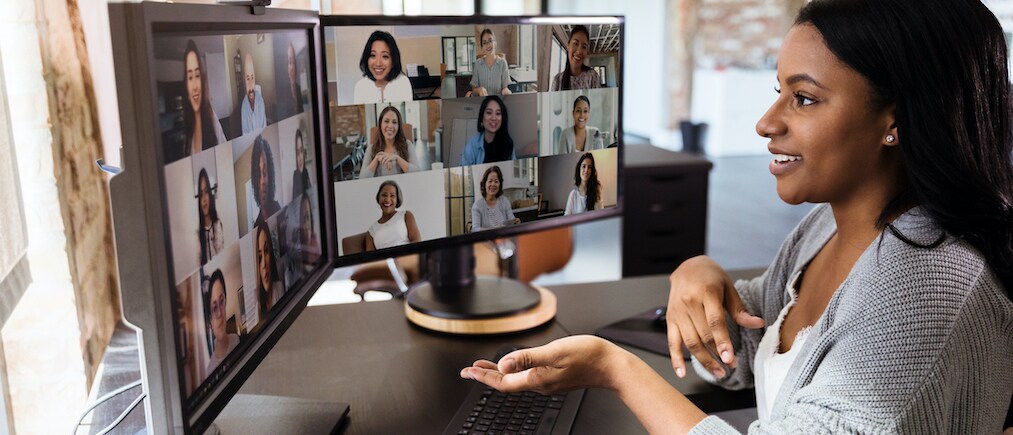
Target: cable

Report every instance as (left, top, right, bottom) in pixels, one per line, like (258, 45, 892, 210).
(72, 379, 141, 435)
(94, 392, 146, 435)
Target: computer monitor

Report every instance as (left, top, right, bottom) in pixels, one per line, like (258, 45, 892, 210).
(107, 3, 623, 433)
(323, 17, 624, 327)
(108, 3, 341, 433)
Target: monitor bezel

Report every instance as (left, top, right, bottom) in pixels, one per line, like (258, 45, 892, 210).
(109, 3, 335, 434)
(319, 15, 626, 268)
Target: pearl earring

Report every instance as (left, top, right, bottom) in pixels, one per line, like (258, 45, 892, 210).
(886, 134, 896, 143)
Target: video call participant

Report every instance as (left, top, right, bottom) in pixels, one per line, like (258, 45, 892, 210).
(461, 1, 1013, 433)
(460, 96, 515, 166)
(360, 106, 420, 178)
(564, 153, 603, 215)
(291, 128, 311, 197)
(181, 39, 226, 161)
(241, 53, 268, 135)
(254, 220, 284, 318)
(251, 136, 281, 224)
(196, 168, 224, 264)
(471, 166, 518, 231)
(551, 25, 601, 91)
(276, 43, 303, 121)
(204, 269, 238, 375)
(295, 194, 320, 271)
(470, 29, 512, 97)
(353, 31, 414, 105)
(558, 95, 604, 154)
(365, 180, 421, 251)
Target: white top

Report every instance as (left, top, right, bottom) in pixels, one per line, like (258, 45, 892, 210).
(368, 210, 410, 249)
(563, 187, 602, 215)
(557, 126, 603, 155)
(353, 74, 414, 105)
(240, 85, 267, 135)
(753, 270, 812, 421)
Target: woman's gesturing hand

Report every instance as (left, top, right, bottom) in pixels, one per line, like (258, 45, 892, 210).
(667, 255, 765, 379)
(460, 335, 625, 395)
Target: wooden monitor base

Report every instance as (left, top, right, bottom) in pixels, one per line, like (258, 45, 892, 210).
(404, 286, 556, 334)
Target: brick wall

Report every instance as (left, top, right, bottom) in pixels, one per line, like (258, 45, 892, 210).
(696, 0, 791, 70)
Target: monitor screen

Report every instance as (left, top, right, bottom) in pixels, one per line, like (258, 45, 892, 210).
(109, 4, 331, 432)
(322, 18, 623, 264)
(153, 27, 325, 414)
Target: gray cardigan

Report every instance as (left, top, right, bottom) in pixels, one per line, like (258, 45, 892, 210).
(691, 204, 1013, 434)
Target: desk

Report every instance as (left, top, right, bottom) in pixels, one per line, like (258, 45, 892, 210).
(236, 274, 754, 434)
(88, 275, 756, 434)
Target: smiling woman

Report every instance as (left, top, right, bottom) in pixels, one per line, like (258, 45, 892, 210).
(461, 0, 1013, 433)
(360, 106, 419, 178)
(353, 30, 414, 104)
(365, 180, 421, 251)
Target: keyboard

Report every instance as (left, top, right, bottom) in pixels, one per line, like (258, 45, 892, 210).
(443, 348, 585, 435)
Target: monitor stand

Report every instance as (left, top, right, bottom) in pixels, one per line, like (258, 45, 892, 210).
(208, 394, 349, 434)
(405, 244, 556, 334)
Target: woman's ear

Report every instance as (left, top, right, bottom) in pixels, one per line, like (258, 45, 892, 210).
(883, 105, 899, 147)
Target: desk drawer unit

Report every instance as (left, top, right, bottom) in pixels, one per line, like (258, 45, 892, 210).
(623, 146, 712, 277)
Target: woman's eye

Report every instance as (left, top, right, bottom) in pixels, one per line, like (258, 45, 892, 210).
(794, 93, 815, 106)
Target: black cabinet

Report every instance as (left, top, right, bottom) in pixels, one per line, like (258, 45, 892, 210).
(623, 145, 712, 277)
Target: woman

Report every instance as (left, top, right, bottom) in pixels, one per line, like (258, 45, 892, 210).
(557, 96, 603, 154)
(360, 106, 420, 178)
(563, 153, 602, 215)
(461, 1, 1013, 433)
(551, 26, 600, 91)
(471, 166, 519, 231)
(254, 220, 284, 319)
(365, 180, 421, 251)
(470, 29, 512, 97)
(460, 96, 515, 166)
(251, 135, 281, 224)
(291, 128, 310, 197)
(181, 39, 226, 161)
(295, 194, 321, 270)
(196, 168, 224, 264)
(204, 270, 238, 375)
(353, 31, 414, 104)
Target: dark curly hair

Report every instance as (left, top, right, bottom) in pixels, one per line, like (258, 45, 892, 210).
(573, 153, 601, 211)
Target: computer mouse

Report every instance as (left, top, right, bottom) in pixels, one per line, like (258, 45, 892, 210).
(651, 306, 667, 330)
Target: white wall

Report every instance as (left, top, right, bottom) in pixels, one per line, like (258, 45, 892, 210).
(690, 68, 776, 156)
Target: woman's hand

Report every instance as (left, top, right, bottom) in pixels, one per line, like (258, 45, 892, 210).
(460, 335, 627, 395)
(513, 218, 521, 225)
(473, 86, 489, 97)
(667, 255, 764, 380)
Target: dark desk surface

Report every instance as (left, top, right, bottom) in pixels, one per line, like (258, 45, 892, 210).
(236, 274, 754, 434)
(88, 274, 758, 434)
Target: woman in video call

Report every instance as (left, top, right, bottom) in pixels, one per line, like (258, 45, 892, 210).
(254, 220, 284, 318)
(353, 30, 414, 105)
(360, 106, 420, 178)
(564, 153, 602, 215)
(460, 96, 515, 166)
(470, 29, 512, 97)
(251, 136, 281, 224)
(295, 194, 321, 270)
(204, 269, 238, 375)
(181, 39, 226, 160)
(291, 128, 311, 197)
(551, 25, 601, 91)
(461, 0, 1013, 433)
(196, 168, 224, 264)
(365, 180, 421, 251)
(471, 166, 519, 231)
(558, 95, 604, 155)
